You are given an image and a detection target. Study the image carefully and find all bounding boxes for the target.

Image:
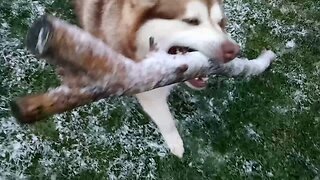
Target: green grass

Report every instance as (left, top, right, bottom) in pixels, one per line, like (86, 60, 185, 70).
(0, 0, 319, 179)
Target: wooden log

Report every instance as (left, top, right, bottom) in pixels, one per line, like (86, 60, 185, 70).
(11, 87, 104, 123)
(11, 15, 224, 124)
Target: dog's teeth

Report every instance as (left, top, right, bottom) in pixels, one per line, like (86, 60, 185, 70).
(195, 78, 199, 80)
(177, 50, 185, 55)
(202, 77, 209, 81)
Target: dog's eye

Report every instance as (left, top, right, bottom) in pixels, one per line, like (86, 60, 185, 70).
(182, 18, 200, 25)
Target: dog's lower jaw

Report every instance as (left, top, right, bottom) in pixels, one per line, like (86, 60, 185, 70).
(136, 86, 185, 158)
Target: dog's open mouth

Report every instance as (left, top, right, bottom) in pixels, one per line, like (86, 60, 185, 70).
(168, 46, 208, 90)
(168, 46, 196, 55)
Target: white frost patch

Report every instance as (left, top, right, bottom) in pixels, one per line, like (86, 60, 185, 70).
(243, 160, 262, 174)
(266, 171, 274, 177)
(293, 90, 309, 107)
(244, 124, 262, 142)
(285, 39, 296, 49)
(272, 106, 290, 115)
(284, 70, 314, 111)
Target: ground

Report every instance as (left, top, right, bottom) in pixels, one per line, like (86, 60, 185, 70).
(0, 0, 319, 179)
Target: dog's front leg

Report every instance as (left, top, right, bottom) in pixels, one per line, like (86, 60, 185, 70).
(136, 86, 184, 158)
(222, 50, 277, 77)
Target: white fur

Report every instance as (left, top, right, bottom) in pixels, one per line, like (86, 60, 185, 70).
(135, 1, 227, 60)
(210, 3, 224, 23)
(135, 1, 276, 158)
(136, 86, 185, 158)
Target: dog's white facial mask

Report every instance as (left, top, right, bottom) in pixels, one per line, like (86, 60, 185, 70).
(136, 1, 239, 89)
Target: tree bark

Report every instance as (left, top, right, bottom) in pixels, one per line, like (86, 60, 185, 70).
(11, 15, 224, 123)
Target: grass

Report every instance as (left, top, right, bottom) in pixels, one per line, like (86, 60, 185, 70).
(0, 0, 319, 179)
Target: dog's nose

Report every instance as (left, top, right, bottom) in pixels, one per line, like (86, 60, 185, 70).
(221, 41, 240, 63)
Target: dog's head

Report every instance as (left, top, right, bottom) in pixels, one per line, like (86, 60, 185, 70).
(76, 0, 239, 90)
(133, 0, 240, 90)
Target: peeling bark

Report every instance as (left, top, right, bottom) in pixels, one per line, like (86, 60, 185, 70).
(11, 15, 224, 123)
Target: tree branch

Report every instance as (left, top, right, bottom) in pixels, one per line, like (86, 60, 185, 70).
(11, 15, 224, 123)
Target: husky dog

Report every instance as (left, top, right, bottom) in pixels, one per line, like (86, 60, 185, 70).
(74, 0, 276, 158)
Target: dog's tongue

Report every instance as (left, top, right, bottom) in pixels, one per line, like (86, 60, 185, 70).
(187, 78, 207, 88)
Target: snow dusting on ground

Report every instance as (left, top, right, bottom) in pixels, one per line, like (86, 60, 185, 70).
(0, 0, 319, 179)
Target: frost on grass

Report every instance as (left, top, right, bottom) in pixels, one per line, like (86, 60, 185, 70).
(244, 124, 262, 143)
(0, 1, 164, 179)
(1, 0, 319, 179)
(0, 2, 53, 178)
(242, 160, 262, 175)
(0, 22, 166, 176)
(0, 22, 166, 177)
(225, 0, 318, 111)
(184, 0, 318, 177)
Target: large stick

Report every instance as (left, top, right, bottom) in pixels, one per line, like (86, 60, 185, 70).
(11, 15, 223, 123)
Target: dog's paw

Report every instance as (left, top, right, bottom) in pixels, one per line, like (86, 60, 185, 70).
(165, 134, 185, 158)
(260, 50, 277, 62)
